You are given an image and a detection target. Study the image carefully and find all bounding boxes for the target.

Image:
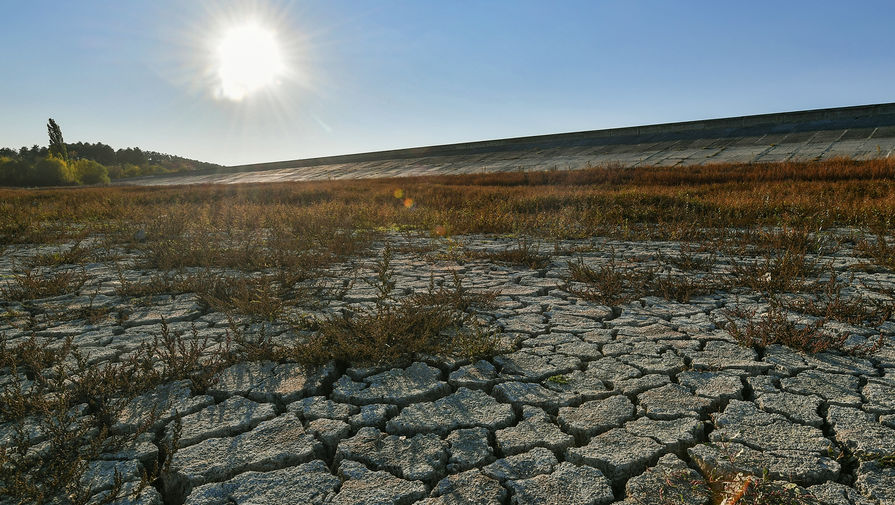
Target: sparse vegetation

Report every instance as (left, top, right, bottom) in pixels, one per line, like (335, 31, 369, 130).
(0, 157, 894, 245)
(856, 233, 895, 271)
(292, 244, 499, 365)
(722, 302, 883, 356)
(0, 320, 231, 504)
(465, 239, 552, 269)
(713, 474, 820, 505)
(1, 157, 894, 503)
(1, 266, 87, 301)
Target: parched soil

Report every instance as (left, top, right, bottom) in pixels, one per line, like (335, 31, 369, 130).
(2, 229, 894, 505)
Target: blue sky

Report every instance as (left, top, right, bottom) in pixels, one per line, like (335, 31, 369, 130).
(2, 1, 893, 165)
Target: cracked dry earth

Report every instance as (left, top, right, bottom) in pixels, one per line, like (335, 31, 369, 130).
(3, 234, 895, 505)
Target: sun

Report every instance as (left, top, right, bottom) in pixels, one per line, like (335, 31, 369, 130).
(214, 22, 285, 101)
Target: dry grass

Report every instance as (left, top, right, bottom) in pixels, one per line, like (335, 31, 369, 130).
(1, 157, 893, 246)
(565, 255, 649, 305)
(856, 233, 895, 271)
(27, 240, 93, 268)
(712, 474, 820, 505)
(782, 271, 894, 326)
(730, 249, 820, 295)
(565, 253, 721, 304)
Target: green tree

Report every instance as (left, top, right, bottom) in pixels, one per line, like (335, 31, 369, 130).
(32, 156, 75, 186)
(47, 118, 68, 162)
(71, 159, 110, 185)
(0, 157, 25, 186)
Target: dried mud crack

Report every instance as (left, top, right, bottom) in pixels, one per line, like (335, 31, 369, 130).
(2, 231, 894, 505)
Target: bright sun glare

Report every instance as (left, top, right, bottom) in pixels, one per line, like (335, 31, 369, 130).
(215, 23, 285, 101)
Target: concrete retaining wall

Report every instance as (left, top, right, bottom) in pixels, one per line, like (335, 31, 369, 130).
(122, 102, 895, 186)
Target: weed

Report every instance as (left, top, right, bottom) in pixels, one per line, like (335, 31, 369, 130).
(656, 241, 717, 272)
(466, 239, 552, 269)
(412, 270, 496, 313)
(116, 268, 337, 321)
(712, 473, 820, 505)
(292, 244, 498, 365)
(545, 374, 569, 385)
(652, 274, 716, 303)
(28, 240, 93, 267)
(722, 303, 882, 356)
(1, 266, 87, 301)
(565, 253, 720, 304)
(782, 270, 893, 326)
(0, 315, 237, 504)
(856, 233, 895, 271)
(565, 255, 649, 305)
(731, 249, 820, 295)
(872, 453, 895, 468)
(626, 468, 712, 505)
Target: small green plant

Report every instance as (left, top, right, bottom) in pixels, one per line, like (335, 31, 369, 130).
(873, 453, 895, 468)
(545, 374, 569, 385)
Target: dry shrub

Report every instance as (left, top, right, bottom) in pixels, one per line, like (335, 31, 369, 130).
(293, 245, 498, 365)
(0, 317, 238, 504)
(856, 233, 895, 270)
(465, 239, 552, 269)
(1, 266, 87, 301)
(723, 303, 882, 356)
(731, 249, 820, 295)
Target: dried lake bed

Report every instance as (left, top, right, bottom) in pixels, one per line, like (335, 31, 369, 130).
(2, 232, 895, 505)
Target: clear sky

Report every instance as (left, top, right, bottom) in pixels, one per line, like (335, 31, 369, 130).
(2, 1, 893, 166)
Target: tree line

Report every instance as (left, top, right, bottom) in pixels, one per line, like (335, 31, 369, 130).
(0, 119, 221, 186)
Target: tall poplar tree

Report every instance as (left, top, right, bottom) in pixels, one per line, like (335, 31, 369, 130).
(47, 118, 68, 162)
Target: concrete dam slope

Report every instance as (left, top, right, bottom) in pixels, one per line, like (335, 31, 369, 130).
(129, 102, 895, 186)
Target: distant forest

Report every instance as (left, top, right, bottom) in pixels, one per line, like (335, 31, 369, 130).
(1, 120, 221, 186)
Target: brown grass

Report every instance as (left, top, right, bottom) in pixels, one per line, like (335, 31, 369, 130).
(0, 157, 893, 246)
